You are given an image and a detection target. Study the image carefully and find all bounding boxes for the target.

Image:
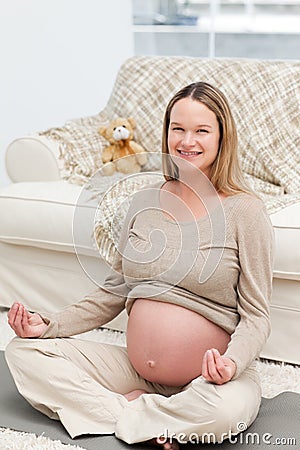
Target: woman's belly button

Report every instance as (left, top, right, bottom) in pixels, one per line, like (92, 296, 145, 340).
(126, 299, 231, 386)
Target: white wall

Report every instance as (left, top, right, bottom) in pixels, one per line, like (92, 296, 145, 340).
(0, 0, 133, 187)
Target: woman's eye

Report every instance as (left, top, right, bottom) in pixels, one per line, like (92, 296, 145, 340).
(172, 127, 183, 131)
(197, 129, 209, 133)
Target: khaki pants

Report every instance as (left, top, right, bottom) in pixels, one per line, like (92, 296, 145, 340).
(5, 337, 261, 444)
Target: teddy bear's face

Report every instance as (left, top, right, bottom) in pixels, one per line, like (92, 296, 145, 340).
(101, 118, 135, 144)
(112, 124, 130, 141)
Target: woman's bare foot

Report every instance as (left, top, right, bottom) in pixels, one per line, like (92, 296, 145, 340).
(123, 389, 149, 401)
(146, 437, 179, 450)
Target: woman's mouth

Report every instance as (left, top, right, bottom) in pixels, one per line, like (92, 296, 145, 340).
(177, 150, 203, 157)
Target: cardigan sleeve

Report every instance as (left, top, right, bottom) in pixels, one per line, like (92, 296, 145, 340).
(223, 200, 274, 379)
(39, 201, 136, 339)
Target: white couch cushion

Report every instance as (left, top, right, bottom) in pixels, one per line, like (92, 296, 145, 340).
(270, 201, 300, 282)
(0, 181, 97, 257)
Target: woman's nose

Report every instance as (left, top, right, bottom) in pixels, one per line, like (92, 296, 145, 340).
(182, 131, 196, 147)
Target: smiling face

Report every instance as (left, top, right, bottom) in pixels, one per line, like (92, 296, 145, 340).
(167, 97, 220, 179)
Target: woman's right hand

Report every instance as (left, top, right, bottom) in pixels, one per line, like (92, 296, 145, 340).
(7, 302, 48, 338)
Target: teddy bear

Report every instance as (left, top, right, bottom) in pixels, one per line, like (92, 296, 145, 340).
(98, 117, 147, 176)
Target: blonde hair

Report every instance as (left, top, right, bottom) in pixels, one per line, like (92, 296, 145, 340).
(162, 82, 252, 196)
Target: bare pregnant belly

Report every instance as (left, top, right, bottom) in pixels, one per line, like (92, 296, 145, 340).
(126, 299, 231, 386)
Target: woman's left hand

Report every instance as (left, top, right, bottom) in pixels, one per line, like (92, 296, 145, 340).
(202, 348, 236, 385)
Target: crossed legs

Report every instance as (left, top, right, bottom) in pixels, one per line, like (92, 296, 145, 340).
(5, 336, 261, 447)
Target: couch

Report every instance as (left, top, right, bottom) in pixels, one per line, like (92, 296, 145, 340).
(0, 56, 299, 364)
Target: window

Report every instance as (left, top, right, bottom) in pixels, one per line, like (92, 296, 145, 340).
(132, 0, 300, 59)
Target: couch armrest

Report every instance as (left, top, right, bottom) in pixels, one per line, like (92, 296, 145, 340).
(5, 135, 61, 182)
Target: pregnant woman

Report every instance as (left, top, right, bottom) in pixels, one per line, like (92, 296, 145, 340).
(5, 81, 274, 449)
